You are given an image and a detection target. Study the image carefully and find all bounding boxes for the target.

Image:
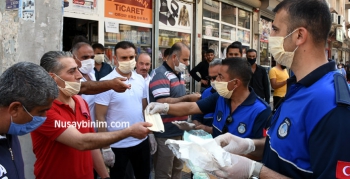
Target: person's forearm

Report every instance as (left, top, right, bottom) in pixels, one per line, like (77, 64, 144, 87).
(192, 120, 202, 126)
(157, 95, 190, 104)
(247, 137, 266, 159)
(80, 81, 111, 95)
(260, 166, 291, 179)
(167, 102, 201, 116)
(271, 81, 286, 89)
(91, 149, 109, 178)
(77, 129, 131, 150)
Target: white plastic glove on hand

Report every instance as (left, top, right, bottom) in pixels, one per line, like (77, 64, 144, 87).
(146, 102, 169, 115)
(214, 133, 255, 155)
(172, 121, 196, 131)
(214, 153, 255, 179)
(148, 134, 157, 155)
(101, 148, 115, 167)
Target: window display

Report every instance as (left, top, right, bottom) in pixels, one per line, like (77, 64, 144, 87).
(203, 20, 219, 38)
(238, 9, 250, 29)
(104, 24, 152, 60)
(203, 0, 219, 20)
(221, 3, 236, 25)
(221, 25, 235, 41)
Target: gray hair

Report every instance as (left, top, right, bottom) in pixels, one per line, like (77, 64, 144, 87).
(209, 58, 222, 67)
(71, 42, 91, 56)
(40, 51, 72, 74)
(0, 62, 58, 111)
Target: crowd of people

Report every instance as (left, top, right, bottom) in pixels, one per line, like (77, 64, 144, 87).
(1, 0, 350, 179)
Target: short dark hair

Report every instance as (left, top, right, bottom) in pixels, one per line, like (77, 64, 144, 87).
(71, 42, 91, 56)
(273, 0, 331, 45)
(207, 49, 215, 54)
(163, 48, 171, 58)
(114, 41, 137, 55)
(222, 57, 252, 87)
(40, 51, 73, 75)
(246, 49, 257, 54)
(226, 41, 242, 55)
(92, 43, 105, 51)
(0, 62, 58, 111)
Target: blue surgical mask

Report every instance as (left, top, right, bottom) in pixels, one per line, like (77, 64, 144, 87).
(7, 105, 47, 136)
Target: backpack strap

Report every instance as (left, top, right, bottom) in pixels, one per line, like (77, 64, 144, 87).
(74, 95, 90, 119)
(334, 73, 350, 106)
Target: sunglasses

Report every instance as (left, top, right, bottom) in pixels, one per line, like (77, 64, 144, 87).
(222, 116, 233, 134)
(206, 75, 217, 81)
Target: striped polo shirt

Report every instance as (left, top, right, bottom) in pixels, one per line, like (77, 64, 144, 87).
(149, 62, 188, 138)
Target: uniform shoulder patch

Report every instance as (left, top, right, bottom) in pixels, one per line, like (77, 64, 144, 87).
(277, 118, 291, 139)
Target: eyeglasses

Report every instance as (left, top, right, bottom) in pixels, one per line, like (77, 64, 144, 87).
(206, 75, 217, 81)
(222, 116, 233, 134)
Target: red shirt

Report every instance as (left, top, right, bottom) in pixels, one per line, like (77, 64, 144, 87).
(31, 96, 94, 179)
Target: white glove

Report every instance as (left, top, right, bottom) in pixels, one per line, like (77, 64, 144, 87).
(214, 133, 255, 155)
(172, 121, 196, 131)
(148, 134, 157, 155)
(214, 153, 255, 179)
(101, 148, 115, 167)
(146, 102, 169, 115)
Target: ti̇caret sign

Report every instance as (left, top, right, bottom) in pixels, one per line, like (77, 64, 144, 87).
(105, 0, 152, 24)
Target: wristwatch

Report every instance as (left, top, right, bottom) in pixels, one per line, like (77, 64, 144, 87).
(250, 162, 263, 179)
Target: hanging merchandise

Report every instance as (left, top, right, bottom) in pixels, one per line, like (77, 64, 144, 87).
(178, 5, 190, 26)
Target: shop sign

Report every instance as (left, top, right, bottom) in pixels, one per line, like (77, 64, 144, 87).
(336, 28, 343, 43)
(159, 0, 193, 33)
(105, 20, 119, 33)
(6, 0, 19, 10)
(105, 0, 152, 24)
(63, 0, 98, 16)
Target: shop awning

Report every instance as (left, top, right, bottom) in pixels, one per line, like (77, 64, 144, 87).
(234, 0, 261, 8)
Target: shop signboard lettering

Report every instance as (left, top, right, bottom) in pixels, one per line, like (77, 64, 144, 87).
(105, 0, 152, 24)
(63, 0, 98, 16)
(6, 0, 19, 10)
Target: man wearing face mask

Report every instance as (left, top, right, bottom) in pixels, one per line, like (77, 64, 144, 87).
(269, 62, 289, 110)
(210, 0, 350, 178)
(32, 51, 152, 179)
(190, 49, 215, 93)
(0, 62, 58, 179)
(148, 42, 201, 179)
(146, 58, 270, 151)
(95, 41, 152, 179)
(92, 43, 113, 81)
(246, 49, 270, 104)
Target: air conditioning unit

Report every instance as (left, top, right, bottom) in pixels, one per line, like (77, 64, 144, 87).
(331, 13, 338, 25)
(338, 15, 344, 25)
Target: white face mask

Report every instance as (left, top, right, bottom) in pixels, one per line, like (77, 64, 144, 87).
(94, 54, 104, 64)
(79, 59, 95, 74)
(268, 29, 299, 68)
(174, 57, 187, 73)
(211, 81, 216, 90)
(118, 58, 136, 74)
(212, 79, 235, 99)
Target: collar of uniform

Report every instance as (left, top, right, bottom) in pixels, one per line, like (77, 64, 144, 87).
(288, 61, 336, 87)
(210, 87, 216, 93)
(163, 61, 181, 79)
(225, 87, 256, 106)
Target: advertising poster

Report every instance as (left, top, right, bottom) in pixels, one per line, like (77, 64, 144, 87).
(159, 0, 192, 33)
(6, 0, 19, 10)
(105, 0, 153, 24)
(63, 0, 98, 16)
(260, 18, 272, 42)
(18, 0, 35, 22)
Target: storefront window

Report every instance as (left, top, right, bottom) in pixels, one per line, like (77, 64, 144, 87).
(104, 24, 152, 60)
(221, 3, 236, 25)
(203, 20, 219, 38)
(237, 9, 250, 29)
(203, 0, 220, 20)
(221, 25, 235, 41)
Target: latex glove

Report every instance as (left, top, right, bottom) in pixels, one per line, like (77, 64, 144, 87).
(172, 121, 196, 131)
(146, 102, 169, 115)
(214, 133, 255, 155)
(214, 153, 255, 179)
(148, 134, 157, 155)
(102, 148, 115, 167)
